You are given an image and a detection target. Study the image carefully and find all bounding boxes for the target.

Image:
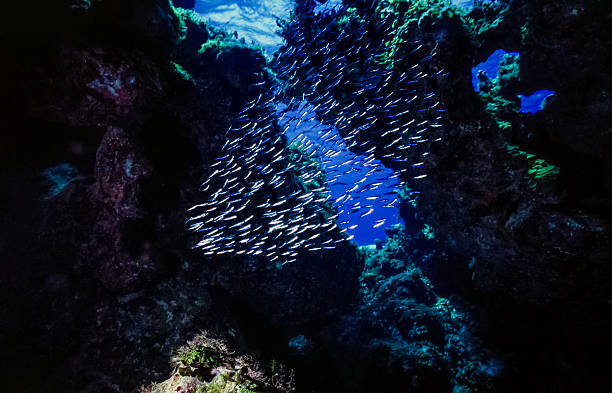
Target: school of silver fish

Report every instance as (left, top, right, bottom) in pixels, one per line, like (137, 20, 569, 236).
(188, 1, 444, 265)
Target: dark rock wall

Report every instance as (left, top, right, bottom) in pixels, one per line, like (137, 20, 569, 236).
(0, 1, 360, 392)
(387, 1, 612, 392)
(270, 0, 611, 391)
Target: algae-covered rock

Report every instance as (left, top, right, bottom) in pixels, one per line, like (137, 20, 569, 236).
(142, 332, 295, 393)
(0, 1, 365, 391)
(276, 1, 612, 392)
(358, 226, 499, 392)
(297, 225, 499, 393)
(0, 0, 282, 391)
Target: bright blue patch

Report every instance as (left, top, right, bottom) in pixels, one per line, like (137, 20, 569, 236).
(471, 49, 519, 92)
(451, 0, 474, 10)
(43, 163, 78, 199)
(288, 334, 311, 352)
(194, 0, 293, 54)
(518, 89, 555, 114)
(478, 359, 503, 377)
(314, 0, 342, 14)
(125, 159, 135, 178)
(452, 0, 498, 10)
(278, 102, 402, 245)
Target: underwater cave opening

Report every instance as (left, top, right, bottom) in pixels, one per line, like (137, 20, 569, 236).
(471, 48, 519, 93)
(188, 0, 426, 247)
(277, 101, 405, 246)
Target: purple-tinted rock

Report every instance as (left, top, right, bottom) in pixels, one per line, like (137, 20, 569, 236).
(93, 126, 151, 219)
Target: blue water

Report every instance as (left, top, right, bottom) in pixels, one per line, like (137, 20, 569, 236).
(473, 49, 555, 114)
(192, 0, 408, 244)
(277, 102, 402, 245)
(471, 49, 519, 92)
(519, 89, 555, 114)
(314, 0, 342, 14)
(451, 0, 500, 11)
(451, 0, 475, 10)
(194, 0, 293, 54)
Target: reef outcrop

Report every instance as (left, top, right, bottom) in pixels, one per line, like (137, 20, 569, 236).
(344, 0, 612, 391)
(270, 0, 612, 391)
(0, 1, 359, 392)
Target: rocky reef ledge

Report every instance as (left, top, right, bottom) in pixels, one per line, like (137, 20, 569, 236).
(0, 1, 341, 391)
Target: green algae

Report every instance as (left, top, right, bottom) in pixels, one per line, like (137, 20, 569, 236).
(372, 0, 479, 68)
(397, 184, 418, 208)
(141, 333, 292, 393)
(422, 224, 435, 240)
(199, 36, 238, 59)
(497, 53, 520, 90)
(520, 21, 530, 45)
(286, 142, 334, 214)
(374, 0, 458, 68)
(377, 0, 463, 27)
(462, 0, 512, 43)
(195, 376, 260, 393)
(528, 159, 560, 179)
(477, 53, 521, 131)
(197, 30, 264, 60)
(173, 7, 209, 43)
(336, 7, 365, 28)
(380, 0, 510, 45)
(374, 17, 412, 68)
(179, 347, 220, 368)
(173, 7, 263, 65)
(505, 143, 560, 187)
(171, 61, 196, 84)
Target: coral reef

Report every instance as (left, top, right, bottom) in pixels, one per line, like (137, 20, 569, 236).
(143, 332, 295, 393)
(272, 0, 612, 391)
(351, 0, 612, 391)
(1, 1, 611, 393)
(0, 1, 356, 391)
(318, 225, 499, 393)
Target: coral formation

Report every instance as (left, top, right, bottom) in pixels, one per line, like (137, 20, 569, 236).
(1, 1, 611, 393)
(143, 333, 295, 393)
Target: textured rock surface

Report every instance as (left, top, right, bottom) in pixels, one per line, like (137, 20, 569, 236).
(412, 0, 612, 305)
(270, 0, 611, 391)
(308, 226, 500, 393)
(0, 1, 359, 392)
(143, 332, 295, 393)
(380, 1, 612, 392)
